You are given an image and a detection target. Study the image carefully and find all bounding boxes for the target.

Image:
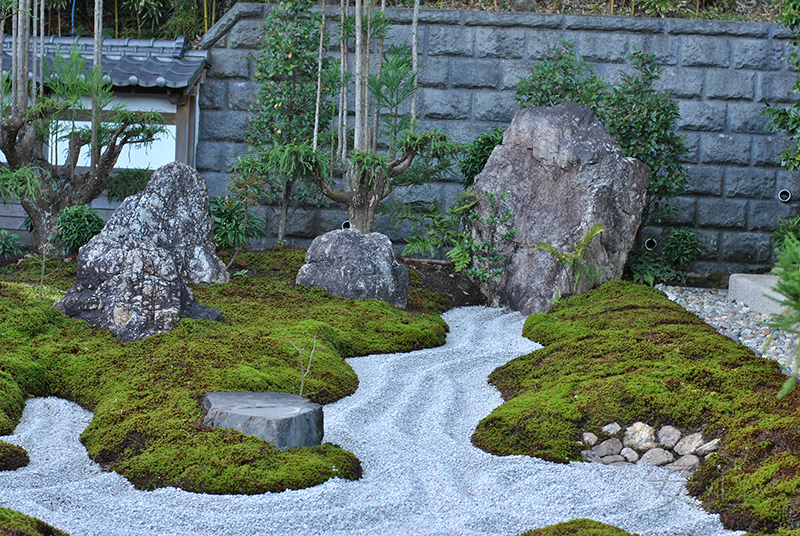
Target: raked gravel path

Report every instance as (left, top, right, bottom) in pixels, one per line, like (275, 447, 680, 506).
(0, 306, 741, 536)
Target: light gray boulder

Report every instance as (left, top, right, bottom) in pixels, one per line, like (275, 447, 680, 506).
(54, 162, 228, 342)
(470, 103, 650, 314)
(658, 425, 682, 448)
(696, 438, 721, 456)
(620, 447, 639, 463)
(674, 432, 705, 456)
(665, 454, 701, 477)
(592, 438, 623, 457)
(203, 391, 323, 450)
(624, 422, 658, 451)
(296, 229, 408, 309)
(638, 448, 674, 466)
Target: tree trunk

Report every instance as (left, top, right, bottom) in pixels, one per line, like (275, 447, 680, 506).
(347, 191, 379, 234)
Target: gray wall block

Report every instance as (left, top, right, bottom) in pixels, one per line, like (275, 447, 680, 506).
(724, 167, 776, 199)
(696, 198, 747, 228)
(680, 36, 731, 68)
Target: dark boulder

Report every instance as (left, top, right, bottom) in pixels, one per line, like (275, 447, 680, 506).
(471, 103, 650, 314)
(54, 161, 229, 342)
(296, 229, 408, 309)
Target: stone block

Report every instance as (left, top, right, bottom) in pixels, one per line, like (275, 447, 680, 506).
(228, 20, 265, 49)
(661, 196, 696, 225)
(203, 392, 324, 450)
(473, 91, 518, 122)
(502, 61, 533, 90)
(747, 200, 795, 232)
(564, 15, 661, 33)
(451, 59, 501, 89)
(464, 11, 561, 27)
(198, 79, 226, 110)
(527, 29, 577, 60)
(228, 81, 257, 111)
(575, 32, 629, 63)
(732, 39, 782, 70)
(696, 197, 746, 228)
(222, 142, 250, 172)
(676, 101, 726, 131)
(418, 56, 449, 88)
(652, 67, 703, 98)
(728, 102, 770, 134)
(667, 18, 767, 37)
(476, 27, 525, 59)
(685, 165, 722, 195)
(627, 34, 679, 66)
(195, 141, 224, 172)
(207, 49, 251, 78)
(705, 69, 755, 100)
(421, 88, 471, 120)
(681, 132, 701, 164)
(724, 167, 776, 199)
(752, 134, 790, 166)
(680, 36, 731, 68)
(759, 72, 800, 103)
(695, 228, 720, 260)
(200, 110, 251, 143)
(417, 9, 462, 24)
(720, 231, 773, 263)
(428, 26, 475, 56)
(700, 133, 751, 165)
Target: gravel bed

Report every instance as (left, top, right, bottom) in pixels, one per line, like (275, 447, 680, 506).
(0, 306, 740, 536)
(656, 284, 797, 369)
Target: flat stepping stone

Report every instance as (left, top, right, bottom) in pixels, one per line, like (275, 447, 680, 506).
(202, 392, 323, 450)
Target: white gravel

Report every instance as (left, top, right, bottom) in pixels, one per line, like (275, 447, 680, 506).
(0, 306, 742, 536)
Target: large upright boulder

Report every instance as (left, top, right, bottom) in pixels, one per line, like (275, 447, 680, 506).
(54, 162, 229, 342)
(296, 229, 408, 309)
(471, 103, 650, 314)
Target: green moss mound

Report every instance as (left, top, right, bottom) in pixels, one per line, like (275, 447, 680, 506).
(473, 280, 800, 533)
(515, 518, 638, 535)
(0, 507, 69, 536)
(0, 246, 448, 494)
(0, 440, 29, 471)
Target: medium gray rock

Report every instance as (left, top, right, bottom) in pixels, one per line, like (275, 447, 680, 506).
(203, 391, 323, 450)
(606, 460, 633, 467)
(624, 422, 658, 451)
(620, 447, 639, 463)
(593, 438, 623, 457)
(296, 229, 409, 309)
(674, 432, 705, 456)
(602, 422, 621, 435)
(582, 432, 598, 446)
(470, 103, 649, 314)
(54, 162, 228, 342)
(581, 449, 603, 463)
(658, 426, 682, 448)
(638, 448, 674, 466)
(696, 438, 721, 456)
(665, 454, 701, 477)
(601, 455, 626, 465)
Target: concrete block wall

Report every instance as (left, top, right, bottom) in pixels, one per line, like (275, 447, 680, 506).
(198, 3, 800, 273)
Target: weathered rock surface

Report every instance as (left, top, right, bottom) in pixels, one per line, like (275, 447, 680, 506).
(54, 162, 228, 342)
(470, 103, 650, 314)
(665, 454, 701, 477)
(624, 422, 658, 451)
(602, 422, 621, 435)
(620, 447, 639, 463)
(203, 391, 323, 450)
(296, 229, 409, 309)
(593, 438, 623, 457)
(675, 432, 705, 456)
(658, 425, 682, 448)
(696, 439, 721, 457)
(582, 432, 598, 446)
(639, 448, 674, 466)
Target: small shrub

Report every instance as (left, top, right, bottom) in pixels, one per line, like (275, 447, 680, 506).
(625, 248, 682, 286)
(0, 230, 22, 258)
(459, 127, 505, 188)
(106, 168, 152, 203)
(210, 195, 267, 250)
(772, 214, 800, 253)
(663, 226, 701, 272)
(54, 205, 105, 254)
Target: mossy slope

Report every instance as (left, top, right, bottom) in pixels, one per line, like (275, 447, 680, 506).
(514, 518, 638, 535)
(0, 246, 448, 494)
(473, 280, 800, 533)
(0, 440, 29, 471)
(0, 507, 69, 536)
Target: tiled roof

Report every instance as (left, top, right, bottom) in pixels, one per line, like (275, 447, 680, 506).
(1, 35, 209, 90)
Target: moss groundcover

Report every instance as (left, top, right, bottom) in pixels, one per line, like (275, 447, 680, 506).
(0, 246, 448, 496)
(472, 280, 800, 535)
